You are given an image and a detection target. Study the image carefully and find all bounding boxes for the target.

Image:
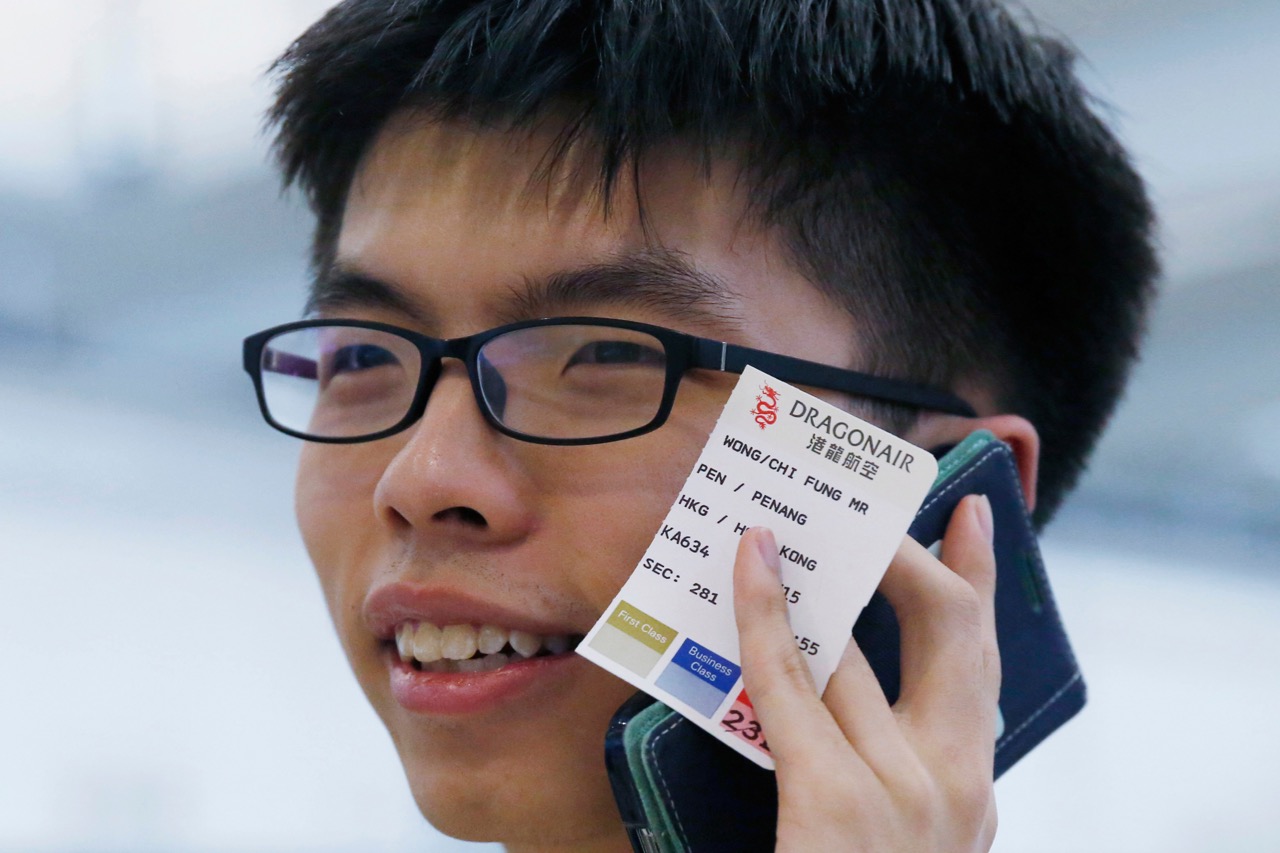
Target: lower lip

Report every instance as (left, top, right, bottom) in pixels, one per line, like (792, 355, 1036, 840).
(387, 648, 585, 714)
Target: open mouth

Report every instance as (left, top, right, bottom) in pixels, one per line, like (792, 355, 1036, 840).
(393, 621, 585, 674)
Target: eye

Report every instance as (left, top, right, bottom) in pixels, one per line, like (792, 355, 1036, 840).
(564, 340, 665, 368)
(329, 343, 400, 374)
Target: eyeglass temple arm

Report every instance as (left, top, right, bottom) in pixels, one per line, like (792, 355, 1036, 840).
(692, 339, 977, 418)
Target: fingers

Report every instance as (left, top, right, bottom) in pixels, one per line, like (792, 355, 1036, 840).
(733, 505, 1000, 851)
(878, 495, 1000, 759)
(821, 636, 916, 779)
(733, 497, 1000, 784)
(941, 493, 997, 609)
(732, 528, 857, 769)
(941, 495, 1001, 704)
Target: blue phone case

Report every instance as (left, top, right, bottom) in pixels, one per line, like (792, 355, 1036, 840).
(605, 432, 1086, 853)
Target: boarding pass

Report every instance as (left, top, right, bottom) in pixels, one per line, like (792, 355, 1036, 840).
(578, 366, 937, 769)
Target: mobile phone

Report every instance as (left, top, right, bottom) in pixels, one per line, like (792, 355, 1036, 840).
(604, 431, 1086, 853)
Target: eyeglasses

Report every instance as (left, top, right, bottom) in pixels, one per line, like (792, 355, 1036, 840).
(242, 317, 975, 445)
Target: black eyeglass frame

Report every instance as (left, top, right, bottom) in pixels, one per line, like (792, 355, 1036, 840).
(243, 317, 976, 446)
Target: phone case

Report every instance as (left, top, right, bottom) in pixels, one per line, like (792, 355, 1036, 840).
(605, 432, 1086, 853)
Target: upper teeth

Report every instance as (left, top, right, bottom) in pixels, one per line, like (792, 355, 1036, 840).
(394, 621, 578, 665)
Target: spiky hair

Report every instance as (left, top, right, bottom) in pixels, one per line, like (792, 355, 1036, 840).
(268, 0, 1158, 524)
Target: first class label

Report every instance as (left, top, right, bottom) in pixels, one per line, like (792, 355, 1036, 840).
(605, 602, 675, 653)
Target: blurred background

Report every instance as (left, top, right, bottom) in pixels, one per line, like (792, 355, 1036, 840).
(0, 1, 1276, 850)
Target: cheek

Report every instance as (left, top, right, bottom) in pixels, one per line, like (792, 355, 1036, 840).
(295, 444, 388, 614)
(550, 401, 720, 605)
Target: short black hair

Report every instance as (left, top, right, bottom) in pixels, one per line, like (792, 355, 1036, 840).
(267, 0, 1158, 525)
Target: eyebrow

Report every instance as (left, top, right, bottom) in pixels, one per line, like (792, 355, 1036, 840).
(503, 249, 743, 331)
(306, 267, 430, 324)
(308, 248, 745, 334)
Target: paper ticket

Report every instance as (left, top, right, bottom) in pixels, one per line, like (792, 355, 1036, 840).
(577, 366, 938, 769)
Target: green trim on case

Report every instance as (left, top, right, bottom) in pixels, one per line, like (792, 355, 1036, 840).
(624, 702, 687, 852)
(933, 429, 997, 487)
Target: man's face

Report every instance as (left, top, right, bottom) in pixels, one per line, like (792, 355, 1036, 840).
(295, 115, 862, 850)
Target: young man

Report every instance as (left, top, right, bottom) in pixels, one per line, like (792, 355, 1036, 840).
(245, 1, 1156, 849)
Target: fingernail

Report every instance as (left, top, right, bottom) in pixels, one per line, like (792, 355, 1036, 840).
(974, 494, 994, 545)
(755, 528, 781, 576)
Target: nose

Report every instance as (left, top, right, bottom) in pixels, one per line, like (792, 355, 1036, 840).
(373, 361, 534, 545)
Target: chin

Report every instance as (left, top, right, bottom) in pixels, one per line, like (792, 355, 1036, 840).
(399, 737, 626, 848)
(373, 673, 636, 850)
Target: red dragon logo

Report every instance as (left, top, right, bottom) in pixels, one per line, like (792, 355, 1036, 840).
(750, 384, 780, 430)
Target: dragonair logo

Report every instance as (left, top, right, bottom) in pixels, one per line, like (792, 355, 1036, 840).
(750, 384, 780, 430)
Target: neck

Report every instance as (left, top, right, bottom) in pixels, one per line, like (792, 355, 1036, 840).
(504, 825, 633, 853)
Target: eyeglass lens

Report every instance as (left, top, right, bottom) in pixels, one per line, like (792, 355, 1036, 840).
(258, 323, 670, 441)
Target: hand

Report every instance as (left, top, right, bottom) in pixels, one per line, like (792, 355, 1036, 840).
(732, 494, 1000, 852)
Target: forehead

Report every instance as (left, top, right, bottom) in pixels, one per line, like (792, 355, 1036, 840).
(333, 113, 855, 366)
(341, 111, 756, 254)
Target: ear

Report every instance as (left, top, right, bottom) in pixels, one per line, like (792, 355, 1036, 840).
(907, 414, 1040, 512)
